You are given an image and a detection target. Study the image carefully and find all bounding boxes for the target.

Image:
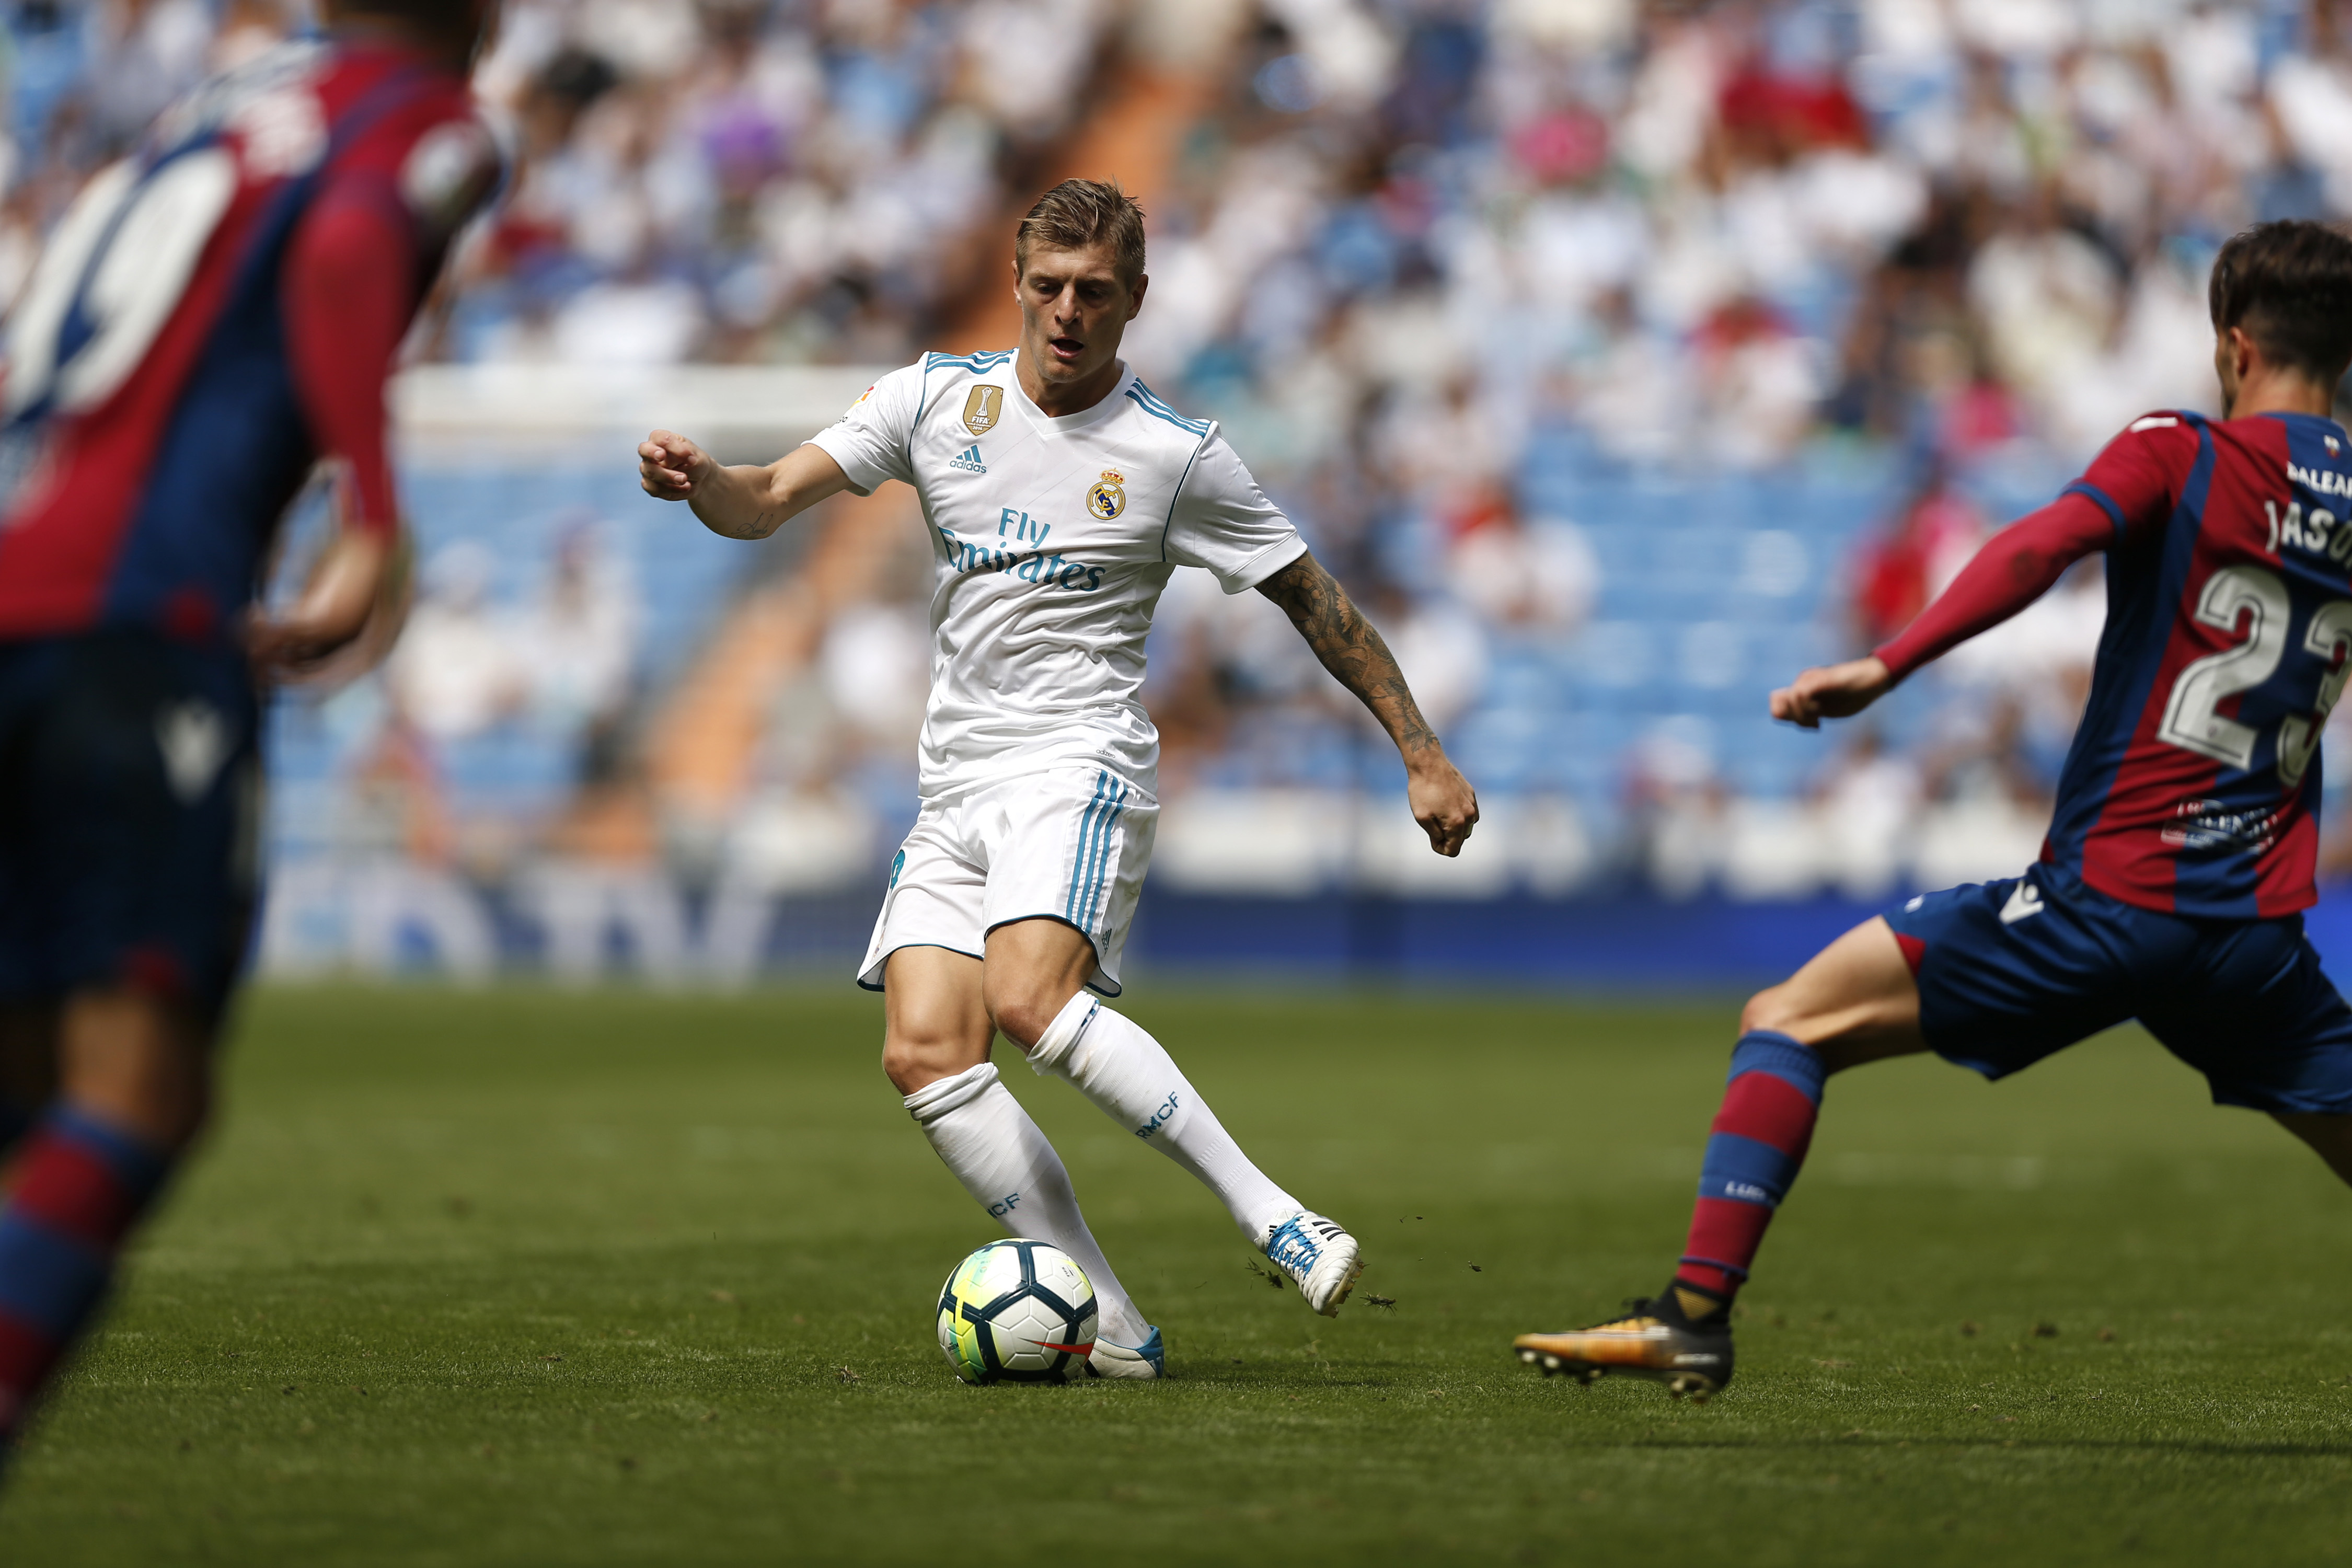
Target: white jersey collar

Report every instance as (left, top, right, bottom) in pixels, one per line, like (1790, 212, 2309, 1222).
(1007, 349, 1135, 435)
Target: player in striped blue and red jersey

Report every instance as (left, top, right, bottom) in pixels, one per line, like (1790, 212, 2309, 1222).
(1515, 221, 2352, 1401)
(0, 0, 499, 1456)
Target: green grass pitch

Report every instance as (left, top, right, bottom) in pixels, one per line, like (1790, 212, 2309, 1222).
(6, 984, 2352, 1565)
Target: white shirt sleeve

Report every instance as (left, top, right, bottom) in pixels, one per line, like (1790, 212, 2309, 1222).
(1161, 428, 1308, 594)
(805, 359, 926, 495)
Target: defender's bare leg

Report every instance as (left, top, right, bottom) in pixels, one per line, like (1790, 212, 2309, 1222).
(1740, 916, 1928, 1071)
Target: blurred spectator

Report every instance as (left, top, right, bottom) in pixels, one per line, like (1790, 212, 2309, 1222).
(342, 699, 456, 866)
(819, 596, 929, 752)
(1849, 465, 1989, 650)
(1445, 494, 1599, 635)
(521, 518, 642, 731)
(1623, 718, 1729, 899)
(1926, 693, 2052, 817)
(1811, 726, 1921, 897)
(441, 0, 1100, 367)
(1689, 294, 1824, 467)
(82, 0, 213, 157)
(388, 543, 524, 742)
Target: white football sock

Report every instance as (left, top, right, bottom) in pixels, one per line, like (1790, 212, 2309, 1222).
(1028, 992, 1300, 1246)
(902, 1062, 1150, 1346)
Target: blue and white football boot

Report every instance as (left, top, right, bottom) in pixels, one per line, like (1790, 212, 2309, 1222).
(1087, 1326, 1166, 1380)
(1261, 1210, 1363, 1316)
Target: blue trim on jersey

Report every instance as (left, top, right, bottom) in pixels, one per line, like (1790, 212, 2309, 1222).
(2045, 414, 2218, 889)
(924, 350, 1013, 374)
(2063, 480, 2129, 543)
(910, 367, 931, 470)
(1123, 381, 1209, 436)
(1158, 443, 1202, 564)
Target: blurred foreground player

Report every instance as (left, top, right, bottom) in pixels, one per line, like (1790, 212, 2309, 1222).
(0, 0, 499, 1456)
(642, 181, 1479, 1378)
(1516, 221, 2352, 1401)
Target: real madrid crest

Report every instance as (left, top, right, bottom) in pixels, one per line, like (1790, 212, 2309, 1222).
(962, 385, 1004, 437)
(1087, 470, 1127, 521)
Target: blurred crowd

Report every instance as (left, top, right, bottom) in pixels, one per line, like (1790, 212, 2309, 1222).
(0, 0, 1114, 362)
(13, 0, 2352, 941)
(1122, 0, 2350, 887)
(0, 0, 2310, 434)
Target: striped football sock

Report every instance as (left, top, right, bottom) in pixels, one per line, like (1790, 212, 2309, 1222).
(1671, 1031, 1826, 1318)
(0, 1105, 171, 1444)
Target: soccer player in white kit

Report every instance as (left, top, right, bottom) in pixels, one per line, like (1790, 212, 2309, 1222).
(639, 181, 1479, 1379)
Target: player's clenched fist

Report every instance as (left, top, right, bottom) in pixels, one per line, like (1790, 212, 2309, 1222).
(639, 430, 711, 500)
(1410, 757, 1480, 857)
(1770, 655, 1893, 729)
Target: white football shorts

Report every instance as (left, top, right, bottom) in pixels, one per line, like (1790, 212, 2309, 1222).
(857, 766, 1157, 997)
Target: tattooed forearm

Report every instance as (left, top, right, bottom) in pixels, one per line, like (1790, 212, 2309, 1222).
(1258, 552, 1439, 758)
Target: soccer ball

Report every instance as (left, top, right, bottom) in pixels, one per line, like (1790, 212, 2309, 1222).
(936, 1238, 1098, 1385)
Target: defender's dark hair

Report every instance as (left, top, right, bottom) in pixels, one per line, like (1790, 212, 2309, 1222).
(327, 0, 491, 52)
(2209, 220, 2352, 382)
(1015, 179, 1147, 285)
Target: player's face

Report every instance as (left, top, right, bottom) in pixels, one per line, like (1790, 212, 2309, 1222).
(1016, 243, 1146, 388)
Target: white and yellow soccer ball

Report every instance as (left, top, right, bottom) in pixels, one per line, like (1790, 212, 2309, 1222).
(936, 1238, 1098, 1384)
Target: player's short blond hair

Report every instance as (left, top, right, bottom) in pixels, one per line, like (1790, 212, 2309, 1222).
(1015, 180, 1147, 286)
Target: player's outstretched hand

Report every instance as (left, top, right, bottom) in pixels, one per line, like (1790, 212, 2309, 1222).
(1771, 655, 1894, 729)
(1409, 754, 1479, 857)
(639, 430, 711, 500)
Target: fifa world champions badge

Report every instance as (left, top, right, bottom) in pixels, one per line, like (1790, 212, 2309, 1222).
(962, 384, 1003, 437)
(1087, 469, 1126, 521)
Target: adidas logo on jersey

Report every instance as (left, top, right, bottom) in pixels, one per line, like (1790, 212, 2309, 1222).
(950, 445, 987, 473)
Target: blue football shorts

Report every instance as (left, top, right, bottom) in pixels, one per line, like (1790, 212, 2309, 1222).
(1882, 861, 2352, 1115)
(0, 631, 260, 1020)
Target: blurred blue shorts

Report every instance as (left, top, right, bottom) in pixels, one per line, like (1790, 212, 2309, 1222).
(0, 631, 258, 1019)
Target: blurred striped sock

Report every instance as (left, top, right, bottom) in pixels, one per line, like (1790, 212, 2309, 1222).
(0, 1105, 168, 1444)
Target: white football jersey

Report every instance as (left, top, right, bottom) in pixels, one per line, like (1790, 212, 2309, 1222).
(808, 348, 1306, 799)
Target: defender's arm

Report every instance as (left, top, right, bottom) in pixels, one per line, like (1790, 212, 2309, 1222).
(639, 433, 851, 540)
(1772, 491, 2113, 728)
(1256, 551, 1479, 856)
(250, 179, 417, 676)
